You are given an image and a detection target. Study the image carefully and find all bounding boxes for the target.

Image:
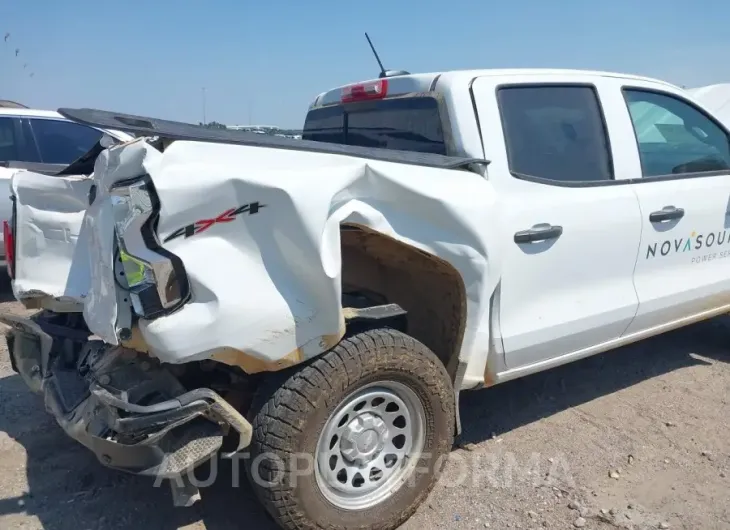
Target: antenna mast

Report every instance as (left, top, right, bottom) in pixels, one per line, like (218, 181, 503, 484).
(364, 32, 387, 78)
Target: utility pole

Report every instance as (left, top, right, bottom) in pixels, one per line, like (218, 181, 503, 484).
(202, 87, 207, 125)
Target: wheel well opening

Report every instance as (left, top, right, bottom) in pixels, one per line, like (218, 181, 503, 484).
(340, 224, 467, 378)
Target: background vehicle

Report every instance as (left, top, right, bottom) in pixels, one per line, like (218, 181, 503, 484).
(0, 105, 132, 259)
(3, 68, 730, 530)
(688, 83, 730, 127)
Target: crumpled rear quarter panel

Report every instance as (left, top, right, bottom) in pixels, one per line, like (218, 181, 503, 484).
(9, 139, 501, 385)
(132, 140, 500, 375)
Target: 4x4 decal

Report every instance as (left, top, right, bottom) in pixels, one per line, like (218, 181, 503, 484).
(163, 202, 265, 243)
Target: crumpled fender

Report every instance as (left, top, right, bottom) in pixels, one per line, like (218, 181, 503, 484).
(9, 169, 93, 311)
(12, 139, 503, 388)
(93, 140, 501, 387)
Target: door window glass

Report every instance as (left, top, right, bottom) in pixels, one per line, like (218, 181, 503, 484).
(30, 119, 102, 164)
(623, 89, 730, 177)
(498, 85, 613, 183)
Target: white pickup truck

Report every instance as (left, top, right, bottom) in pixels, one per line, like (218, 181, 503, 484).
(3, 68, 730, 530)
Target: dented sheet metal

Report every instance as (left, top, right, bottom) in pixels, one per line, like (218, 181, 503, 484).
(10, 138, 501, 385)
(10, 170, 92, 311)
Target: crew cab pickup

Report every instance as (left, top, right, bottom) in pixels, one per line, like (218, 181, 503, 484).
(3, 69, 730, 530)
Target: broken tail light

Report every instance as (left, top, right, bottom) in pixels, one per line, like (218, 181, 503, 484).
(3, 218, 14, 279)
(110, 175, 189, 320)
(4, 195, 16, 279)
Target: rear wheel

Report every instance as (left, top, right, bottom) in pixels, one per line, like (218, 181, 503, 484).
(247, 328, 455, 530)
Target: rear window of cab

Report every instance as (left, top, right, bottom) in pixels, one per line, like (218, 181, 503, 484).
(303, 97, 447, 155)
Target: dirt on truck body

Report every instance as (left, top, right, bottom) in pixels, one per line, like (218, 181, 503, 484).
(4, 66, 730, 530)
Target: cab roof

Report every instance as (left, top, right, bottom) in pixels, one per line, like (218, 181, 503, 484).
(310, 68, 680, 108)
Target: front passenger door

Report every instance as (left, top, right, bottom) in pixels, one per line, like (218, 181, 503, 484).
(622, 88, 730, 335)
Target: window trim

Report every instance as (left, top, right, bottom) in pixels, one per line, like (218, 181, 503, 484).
(621, 86, 730, 182)
(304, 92, 458, 157)
(468, 77, 487, 161)
(495, 82, 617, 187)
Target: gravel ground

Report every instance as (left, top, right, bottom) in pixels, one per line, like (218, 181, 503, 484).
(0, 270, 728, 529)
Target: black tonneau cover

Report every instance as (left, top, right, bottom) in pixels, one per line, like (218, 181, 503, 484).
(58, 108, 486, 170)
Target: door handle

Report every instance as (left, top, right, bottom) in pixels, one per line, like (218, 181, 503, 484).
(514, 223, 563, 244)
(649, 206, 685, 223)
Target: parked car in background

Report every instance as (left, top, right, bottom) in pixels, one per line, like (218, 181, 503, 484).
(0, 104, 133, 259)
(688, 84, 730, 128)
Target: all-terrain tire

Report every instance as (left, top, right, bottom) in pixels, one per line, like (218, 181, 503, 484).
(246, 328, 455, 530)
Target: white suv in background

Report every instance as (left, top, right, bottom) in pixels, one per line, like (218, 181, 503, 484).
(0, 104, 133, 259)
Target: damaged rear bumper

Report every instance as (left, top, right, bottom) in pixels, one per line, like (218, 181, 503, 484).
(1, 313, 252, 478)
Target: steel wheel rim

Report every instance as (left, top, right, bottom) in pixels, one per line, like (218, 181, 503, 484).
(314, 380, 427, 511)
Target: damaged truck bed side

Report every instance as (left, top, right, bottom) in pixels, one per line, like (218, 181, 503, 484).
(5, 68, 730, 530)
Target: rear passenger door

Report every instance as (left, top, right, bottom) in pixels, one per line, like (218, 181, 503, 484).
(471, 76, 644, 370)
(620, 87, 730, 335)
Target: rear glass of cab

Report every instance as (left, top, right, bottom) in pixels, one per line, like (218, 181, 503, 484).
(303, 97, 447, 155)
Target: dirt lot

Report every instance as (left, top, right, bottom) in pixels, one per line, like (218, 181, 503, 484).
(0, 271, 728, 529)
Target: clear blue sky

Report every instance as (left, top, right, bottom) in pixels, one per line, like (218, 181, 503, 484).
(1, 0, 729, 128)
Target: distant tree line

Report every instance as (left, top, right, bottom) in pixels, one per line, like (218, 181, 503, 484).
(198, 121, 227, 130)
(275, 129, 304, 136)
(197, 120, 302, 137)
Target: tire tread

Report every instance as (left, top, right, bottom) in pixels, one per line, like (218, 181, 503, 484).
(248, 328, 455, 530)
